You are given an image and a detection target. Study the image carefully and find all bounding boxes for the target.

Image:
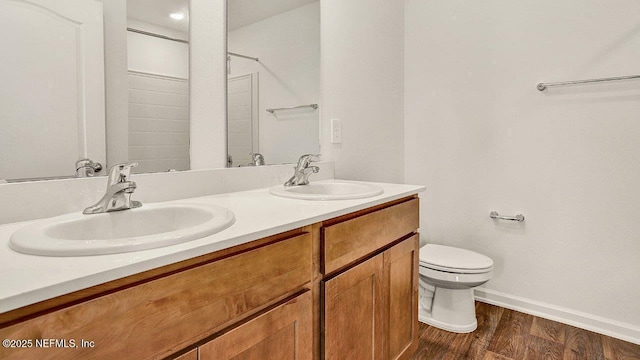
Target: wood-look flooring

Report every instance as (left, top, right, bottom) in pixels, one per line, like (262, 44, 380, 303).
(409, 302, 640, 360)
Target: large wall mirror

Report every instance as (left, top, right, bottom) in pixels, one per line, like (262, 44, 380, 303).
(1, 0, 190, 182)
(226, 0, 320, 167)
(0, 0, 319, 182)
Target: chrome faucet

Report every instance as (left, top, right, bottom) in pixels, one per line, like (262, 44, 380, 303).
(75, 158, 102, 177)
(83, 162, 142, 214)
(250, 153, 265, 166)
(284, 154, 320, 186)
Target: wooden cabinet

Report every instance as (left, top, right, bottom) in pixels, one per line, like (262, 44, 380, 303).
(322, 198, 419, 360)
(0, 196, 419, 360)
(199, 291, 313, 360)
(386, 235, 419, 360)
(324, 253, 385, 360)
(0, 231, 313, 360)
(322, 198, 419, 275)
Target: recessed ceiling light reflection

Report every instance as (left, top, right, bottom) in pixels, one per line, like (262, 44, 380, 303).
(170, 12, 185, 21)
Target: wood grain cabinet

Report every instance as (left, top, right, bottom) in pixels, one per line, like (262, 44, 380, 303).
(386, 235, 419, 360)
(322, 197, 420, 360)
(0, 196, 419, 360)
(199, 291, 313, 360)
(0, 231, 313, 360)
(173, 348, 198, 360)
(324, 252, 385, 360)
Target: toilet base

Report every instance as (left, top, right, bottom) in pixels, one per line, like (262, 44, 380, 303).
(418, 287, 478, 333)
(419, 313, 477, 333)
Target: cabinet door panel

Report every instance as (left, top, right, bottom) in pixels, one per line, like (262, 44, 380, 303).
(324, 255, 385, 360)
(386, 235, 419, 360)
(199, 292, 312, 360)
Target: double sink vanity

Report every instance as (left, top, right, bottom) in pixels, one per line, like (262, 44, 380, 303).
(0, 163, 424, 360)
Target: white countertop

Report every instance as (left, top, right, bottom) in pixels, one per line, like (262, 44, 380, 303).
(0, 180, 424, 313)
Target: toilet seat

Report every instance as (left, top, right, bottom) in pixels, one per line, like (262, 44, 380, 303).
(420, 244, 493, 274)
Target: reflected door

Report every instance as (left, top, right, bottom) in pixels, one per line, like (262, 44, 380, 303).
(227, 73, 259, 167)
(0, 0, 106, 180)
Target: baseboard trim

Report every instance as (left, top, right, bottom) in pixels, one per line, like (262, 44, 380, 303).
(474, 287, 640, 345)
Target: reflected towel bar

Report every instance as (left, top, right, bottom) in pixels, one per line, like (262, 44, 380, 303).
(490, 211, 525, 222)
(127, 28, 188, 44)
(537, 74, 640, 91)
(266, 104, 318, 113)
(228, 52, 259, 62)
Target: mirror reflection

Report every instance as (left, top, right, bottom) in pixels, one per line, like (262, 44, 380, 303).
(1, 0, 107, 181)
(0, 0, 189, 182)
(1, 0, 320, 181)
(126, 0, 190, 174)
(226, 0, 320, 167)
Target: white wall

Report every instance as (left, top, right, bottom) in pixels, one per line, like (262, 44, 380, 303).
(190, 0, 227, 169)
(320, 0, 404, 182)
(102, 0, 129, 167)
(228, 2, 320, 165)
(405, 0, 640, 342)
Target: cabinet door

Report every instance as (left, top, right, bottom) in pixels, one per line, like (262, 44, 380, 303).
(324, 254, 385, 360)
(199, 291, 313, 360)
(385, 236, 419, 360)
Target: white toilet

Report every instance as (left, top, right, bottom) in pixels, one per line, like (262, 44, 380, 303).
(418, 244, 493, 333)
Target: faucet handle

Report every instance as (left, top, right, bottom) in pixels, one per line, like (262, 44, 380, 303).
(297, 154, 321, 168)
(107, 162, 138, 185)
(250, 153, 266, 166)
(75, 158, 102, 177)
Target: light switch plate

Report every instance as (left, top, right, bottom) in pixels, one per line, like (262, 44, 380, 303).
(331, 119, 342, 144)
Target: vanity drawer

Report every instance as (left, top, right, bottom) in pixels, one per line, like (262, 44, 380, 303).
(322, 197, 419, 275)
(0, 233, 312, 360)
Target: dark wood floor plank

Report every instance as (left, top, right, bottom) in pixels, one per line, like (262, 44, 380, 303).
(409, 302, 639, 360)
(563, 325, 605, 360)
(460, 302, 506, 359)
(531, 317, 566, 344)
(524, 334, 564, 360)
(486, 308, 534, 359)
(409, 302, 505, 360)
(451, 333, 476, 356)
(602, 335, 640, 360)
(409, 326, 461, 360)
(482, 351, 514, 360)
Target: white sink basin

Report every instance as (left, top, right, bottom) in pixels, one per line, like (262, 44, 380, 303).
(269, 180, 383, 200)
(9, 203, 235, 256)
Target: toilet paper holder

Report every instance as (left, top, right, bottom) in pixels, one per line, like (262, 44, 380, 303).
(490, 211, 525, 222)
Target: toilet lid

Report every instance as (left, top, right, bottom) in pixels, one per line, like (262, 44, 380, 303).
(420, 244, 493, 273)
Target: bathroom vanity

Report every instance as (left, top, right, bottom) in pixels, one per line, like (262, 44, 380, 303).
(0, 182, 422, 360)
